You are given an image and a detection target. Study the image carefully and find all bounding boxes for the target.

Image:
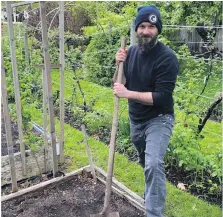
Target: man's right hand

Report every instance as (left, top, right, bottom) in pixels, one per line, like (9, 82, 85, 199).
(115, 49, 127, 65)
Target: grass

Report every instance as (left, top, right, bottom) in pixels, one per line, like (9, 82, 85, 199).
(52, 72, 129, 125)
(51, 69, 222, 157)
(27, 103, 221, 217)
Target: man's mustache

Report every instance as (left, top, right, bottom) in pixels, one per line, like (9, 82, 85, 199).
(140, 35, 152, 39)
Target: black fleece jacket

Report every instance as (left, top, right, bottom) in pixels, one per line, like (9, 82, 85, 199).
(124, 41, 179, 123)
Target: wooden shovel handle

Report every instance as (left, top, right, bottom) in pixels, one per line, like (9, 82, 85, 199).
(116, 37, 126, 84)
(101, 37, 126, 215)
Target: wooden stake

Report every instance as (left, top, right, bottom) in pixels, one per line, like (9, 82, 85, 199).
(1, 52, 18, 192)
(6, 2, 26, 176)
(81, 124, 96, 181)
(59, 1, 65, 164)
(24, 20, 29, 64)
(101, 37, 126, 214)
(36, 64, 61, 173)
(40, 1, 58, 177)
(13, 7, 16, 22)
(42, 67, 48, 172)
(130, 19, 137, 46)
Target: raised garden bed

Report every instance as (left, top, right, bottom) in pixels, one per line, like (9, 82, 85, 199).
(2, 166, 145, 217)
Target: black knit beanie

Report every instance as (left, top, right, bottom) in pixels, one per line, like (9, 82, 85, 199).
(135, 5, 162, 34)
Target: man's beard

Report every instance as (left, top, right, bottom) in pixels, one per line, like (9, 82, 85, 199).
(137, 33, 158, 53)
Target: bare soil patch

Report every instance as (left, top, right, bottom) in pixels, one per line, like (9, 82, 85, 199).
(2, 173, 144, 217)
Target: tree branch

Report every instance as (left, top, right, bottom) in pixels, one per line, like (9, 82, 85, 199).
(197, 93, 222, 134)
(196, 53, 213, 99)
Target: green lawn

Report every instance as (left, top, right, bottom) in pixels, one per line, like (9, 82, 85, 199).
(51, 69, 222, 157)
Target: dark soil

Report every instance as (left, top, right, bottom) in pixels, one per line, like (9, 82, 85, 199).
(2, 173, 145, 217)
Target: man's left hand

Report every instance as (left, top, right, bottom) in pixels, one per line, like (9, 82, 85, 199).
(113, 83, 129, 98)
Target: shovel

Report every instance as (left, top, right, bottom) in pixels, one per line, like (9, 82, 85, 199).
(90, 37, 126, 217)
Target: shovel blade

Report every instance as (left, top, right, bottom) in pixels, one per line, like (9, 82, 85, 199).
(107, 212, 120, 217)
(90, 212, 120, 217)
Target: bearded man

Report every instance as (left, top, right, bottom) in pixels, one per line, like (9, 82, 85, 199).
(113, 5, 179, 217)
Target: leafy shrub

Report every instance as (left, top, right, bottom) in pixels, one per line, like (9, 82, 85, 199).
(83, 28, 129, 87)
(84, 111, 112, 134)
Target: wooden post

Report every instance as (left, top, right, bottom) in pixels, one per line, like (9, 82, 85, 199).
(102, 37, 126, 214)
(130, 19, 136, 46)
(59, 1, 65, 164)
(36, 64, 61, 173)
(18, 23, 22, 55)
(81, 124, 96, 181)
(6, 2, 26, 176)
(40, 1, 58, 177)
(24, 20, 29, 64)
(42, 67, 48, 172)
(1, 52, 18, 192)
(13, 7, 16, 22)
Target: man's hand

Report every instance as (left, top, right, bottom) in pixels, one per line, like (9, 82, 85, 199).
(115, 49, 127, 65)
(113, 83, 129, 98)
(113, 83, 154, 105)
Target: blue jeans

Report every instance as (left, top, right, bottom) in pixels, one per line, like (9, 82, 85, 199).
(130, 114, 174, 217)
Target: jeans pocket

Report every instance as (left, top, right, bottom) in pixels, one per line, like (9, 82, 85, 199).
(160, 114, 174, 127)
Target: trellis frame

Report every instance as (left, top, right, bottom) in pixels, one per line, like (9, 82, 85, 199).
(3, 1, 66, 184)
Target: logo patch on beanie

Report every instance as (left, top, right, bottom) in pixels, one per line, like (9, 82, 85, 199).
(148, 14, 157, 24)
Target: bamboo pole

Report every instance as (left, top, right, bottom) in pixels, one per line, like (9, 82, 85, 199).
(40, 1, 58, 177)
(24, 20, 29, 64)
(1, 52, 18, 192)
(42, 67, 48, 172)
(101, 37, 126, 214)
(36, 64, 61, 172)
(6, 1, 26, 176)
(13, 7, 16, 22)
(81, 124, 96, 181)
(130, 19, 136, 46)
(59, 1, 65, 164)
